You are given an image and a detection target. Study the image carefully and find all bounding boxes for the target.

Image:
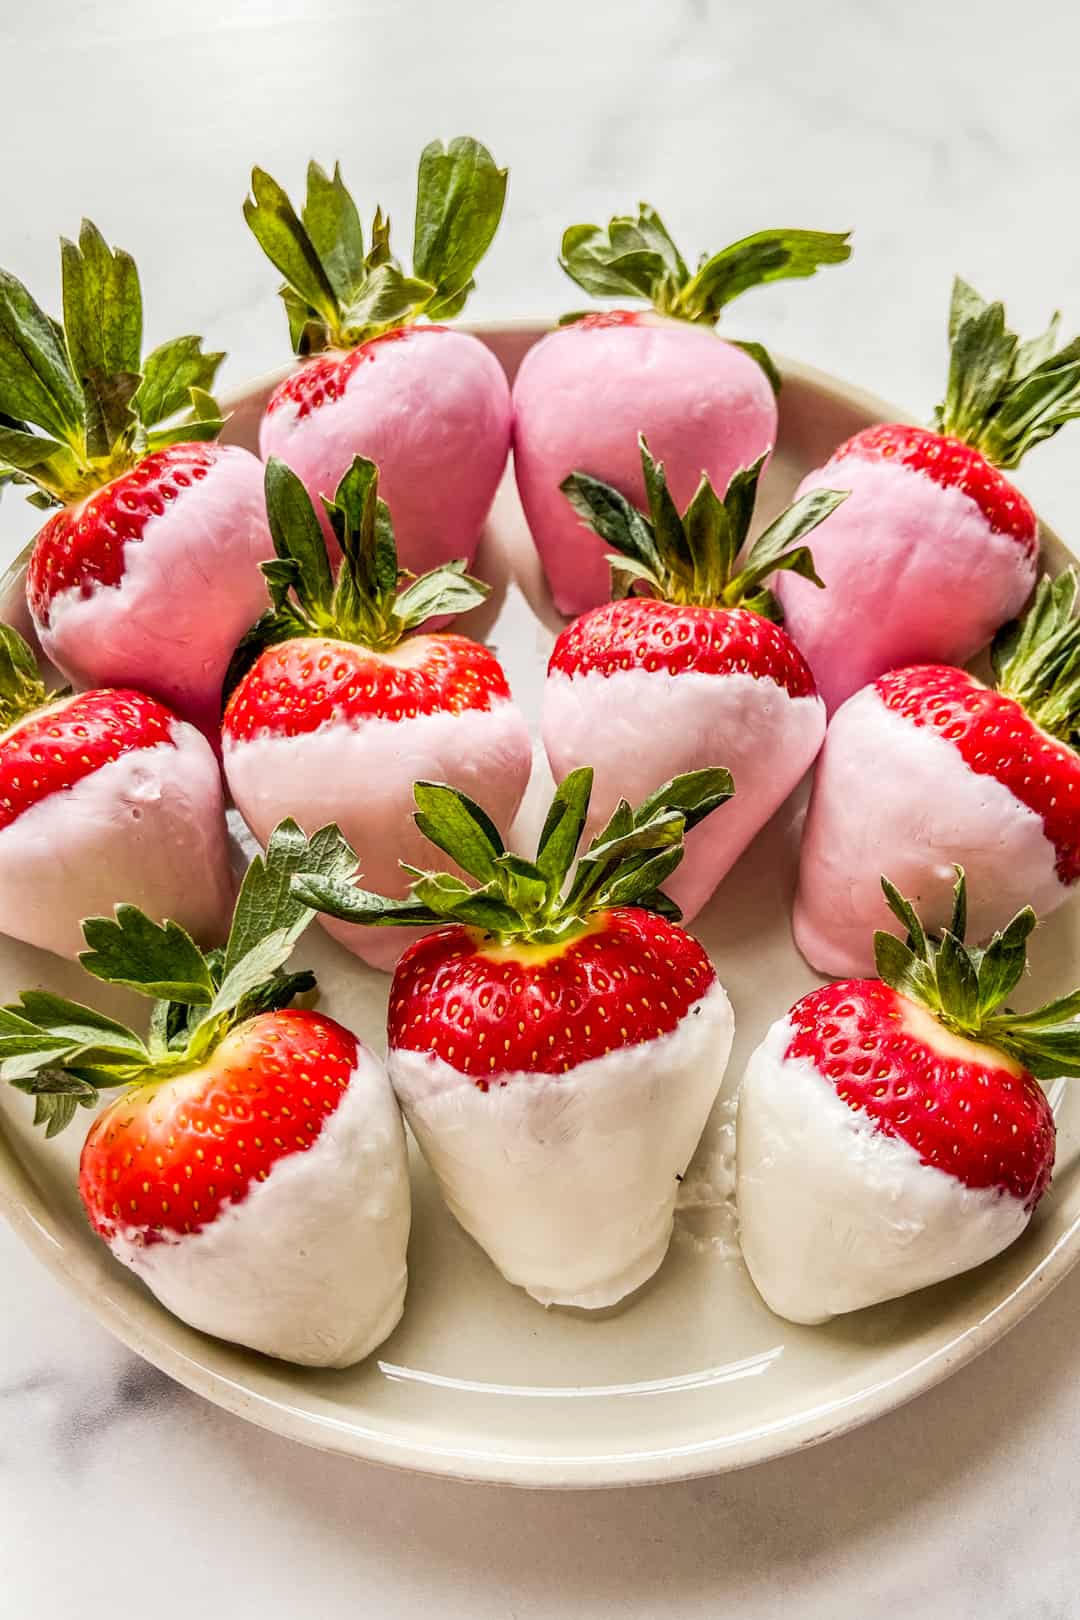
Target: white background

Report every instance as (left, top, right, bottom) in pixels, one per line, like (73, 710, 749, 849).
(2, 1, 1079, 1615)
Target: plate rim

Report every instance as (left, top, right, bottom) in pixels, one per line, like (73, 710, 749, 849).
(2, 336, 1077, 1489)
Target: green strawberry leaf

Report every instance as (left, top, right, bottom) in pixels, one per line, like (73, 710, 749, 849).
(0, 623, 50, 730)
(133, 334, 224, 432)
(727, 485, 844, 604)
(729, 339, 781, 396)
(675, 229, 852, 325)
(244, 167, 342, 342)
(412, 137, 508, 318)
(2, 991, 147, 1056)
(79, 908, 215, 1003)
(393, 561, 488, 627)
(536, 767, 594, 892)
(264, 456, 335, 620)
(302, 160, 367, 306)
(412, 780, 505, 882)
(224, 818, 357, 975)
(0, 266, 84, 444)
(561, 468, 662, 581)
(60, 221, 142, 395)
(634, 766, 735, 833)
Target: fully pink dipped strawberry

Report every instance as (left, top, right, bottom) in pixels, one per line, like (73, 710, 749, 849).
(0, 623, 232, 958)
(543, 438, 847, 921)
(2, 821, 410, 1367)
(293, 768, 735, 1309)
(512, 204, 851, 615)
(0, 222, 273, 738)
(246, 139, 510, 578)
(795, 570, 1080, 977)
(223, 456, 531, 972)
(775, 279, 1080, 713)
(737, 873, 1078, 1323)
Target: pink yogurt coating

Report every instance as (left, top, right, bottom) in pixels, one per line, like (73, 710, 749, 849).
(511, 314, 777, 618)
(774, 453, 1038, 715)
(260, 327, 512, 577)
(35, 445, 273, 741)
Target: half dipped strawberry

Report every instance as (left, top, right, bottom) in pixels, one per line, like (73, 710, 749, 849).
(795, 570, 1080, 976)
(3, 821, 410, 1367)
(737, 873, 1075, 1323)
(222, 455, 531, 972)
(0, 221, 272, 738)
(0, 624, 232, 958)
(293, 768, 736, 1309)
(246, 140, 511, 578)
(512, 204, 850, 615)
(775, 279, 1080, 712)
(544, 437, 846, 921)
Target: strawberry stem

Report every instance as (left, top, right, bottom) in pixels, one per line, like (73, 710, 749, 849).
(560, 435, 845, 617)
(291, 767, 734, 947)
(933, 278, 1080, 468)
(875, 870, 1080, 1079)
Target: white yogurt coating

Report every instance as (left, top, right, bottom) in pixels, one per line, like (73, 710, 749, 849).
(544, 666, 824, 922)
(260, 329, 511, 576)
(109, 1043, 410, 1368)
(36, 445, 273, 739)
(774, 455, 1037, 714)
(224, 699, 533, 972)
(793, 684, 1066, 977)
(736, 1015, 1031, 1324)
(390, 977, 735, 1308)
(512, 317, 776, 617)
(0, 718, 234, 958)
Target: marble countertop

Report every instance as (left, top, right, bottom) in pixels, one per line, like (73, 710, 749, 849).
(3, 1, 1080, 1614)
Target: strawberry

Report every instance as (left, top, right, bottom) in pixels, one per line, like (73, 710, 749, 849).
(774, 279, 1080, 712)
(0, 221, 273, 739)
(246, 140, 511, 579)
(0, 624, 232, 958)
(3, 820, 410, 1367)
(293, 767, 736, 1309)
(736, 872, 1077, 1323)
(543, 437, 846, 921)
(512, 203, 850, 615)
(222, 454, 531, 973)
(795, 570, 1080, 976)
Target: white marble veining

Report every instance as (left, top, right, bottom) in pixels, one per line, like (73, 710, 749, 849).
(3, 0, 1080, 1614)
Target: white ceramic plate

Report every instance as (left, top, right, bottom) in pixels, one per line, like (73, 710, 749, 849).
(2, 324, 1078, 1489)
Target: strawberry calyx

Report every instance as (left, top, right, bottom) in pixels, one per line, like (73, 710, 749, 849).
(561, 434, 846, 619)
(1, 819, 357, 1138)
(991, 568, 1080, 746)
(292, 766, 733, 947)
(557, 204, 850, 383)
(932, 277, 1080, 469)
(0, 623, 64, 733)
(244, 139, 507, 356)
(0, 221, 224, 511)
(875, 869, 1080, 1080)
(223, 454, 489, 702)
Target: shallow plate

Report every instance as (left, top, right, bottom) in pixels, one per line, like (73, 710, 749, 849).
(1, 325, 1078, 1489)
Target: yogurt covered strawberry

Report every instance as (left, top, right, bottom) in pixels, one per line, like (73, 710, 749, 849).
(775, 279, 1080, 712)
(0, 220, 272, 738)
(223, 456, 531, 972)
(0, 625, 231, 958)
(737, 874, 1074, 1323)
(513, 204, 850, 615)
(246, 140, 511, 577)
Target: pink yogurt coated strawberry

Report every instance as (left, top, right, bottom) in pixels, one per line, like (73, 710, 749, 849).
(512, 205, 851, 616)
(544, 438, 846, 920)
(794, 570, 1080, 976)
(246, 140, 511, 580)
(0, 221, 272, 740)
(775, 279, 1080, 712)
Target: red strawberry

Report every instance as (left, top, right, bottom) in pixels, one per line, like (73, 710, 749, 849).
(543, 437, 846, 921)
(246, 142, 511, 579)
(795, 571, 1080, 977)
(222, 455, 531, 973)
(4, 820, 410, 1367)
(293, 767, 736, 1308)
(512, 204, 850, 616)
(0, 625, 232, 958)
(775, 279, 1080, 712)
(737, 873, 1073, 1323)
(0, 223, 272, 739)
